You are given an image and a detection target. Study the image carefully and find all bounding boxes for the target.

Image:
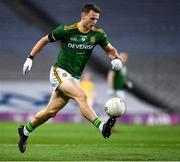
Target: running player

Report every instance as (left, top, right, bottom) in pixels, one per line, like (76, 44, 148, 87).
(18, 3, 124, 153)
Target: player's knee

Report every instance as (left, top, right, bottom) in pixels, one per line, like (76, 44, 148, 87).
(77, 92, 88, 103)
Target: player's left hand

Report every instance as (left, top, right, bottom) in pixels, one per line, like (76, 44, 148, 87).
(23, 58, 33, 75)
(111, 58, 122, 70)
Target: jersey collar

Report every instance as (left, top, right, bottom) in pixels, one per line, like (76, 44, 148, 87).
(77, 22, 92, 33)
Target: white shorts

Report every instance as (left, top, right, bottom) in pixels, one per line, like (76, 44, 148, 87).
(50, 66, 80, 90)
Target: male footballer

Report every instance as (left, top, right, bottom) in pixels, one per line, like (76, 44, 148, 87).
(18, 3, 124, 153)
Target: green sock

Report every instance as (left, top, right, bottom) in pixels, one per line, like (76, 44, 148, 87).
(92, 118, 103, 129)
(24, 122, 34, 135)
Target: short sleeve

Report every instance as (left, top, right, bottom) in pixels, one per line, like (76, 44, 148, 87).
(98, 31, 109, 47)
(51, 25, 65, 41)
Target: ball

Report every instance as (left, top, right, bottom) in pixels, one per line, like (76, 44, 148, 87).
(105, 97, 126, 117)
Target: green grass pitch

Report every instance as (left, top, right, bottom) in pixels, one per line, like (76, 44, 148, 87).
(0, 121, 180, 161)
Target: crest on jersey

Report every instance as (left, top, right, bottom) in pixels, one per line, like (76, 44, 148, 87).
(90, 37, 96, 44)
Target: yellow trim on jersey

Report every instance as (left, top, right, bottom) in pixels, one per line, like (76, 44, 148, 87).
(53, 67, 62, 84)
(93, 27, 104, 33)
(64, 23, 78, 30)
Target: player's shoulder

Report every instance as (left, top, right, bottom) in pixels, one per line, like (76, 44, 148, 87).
(92, 26, 105, 33)
(64, 22, 78, 30)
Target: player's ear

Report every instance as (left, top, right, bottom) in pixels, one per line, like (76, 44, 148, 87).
(81, 12, 86, 20)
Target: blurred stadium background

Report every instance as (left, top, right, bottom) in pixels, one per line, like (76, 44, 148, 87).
(0, 0, 180, 125)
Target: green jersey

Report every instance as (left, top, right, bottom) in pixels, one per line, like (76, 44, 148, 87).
(50, 22, 109, 79)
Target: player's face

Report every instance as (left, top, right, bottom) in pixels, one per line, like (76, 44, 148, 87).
(82, 10, 99, 29)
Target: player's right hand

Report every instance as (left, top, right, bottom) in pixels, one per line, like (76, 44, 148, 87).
(23, 58, 33, 75)
(111, 58, 122, 71)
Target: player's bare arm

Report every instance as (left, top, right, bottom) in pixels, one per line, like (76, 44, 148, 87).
(29, 35, 50, 58)
(103, 43, 123, 70)
(103, 43, 119, 60)
(23, 35, 50, 75)
(103, 44, 128, 65)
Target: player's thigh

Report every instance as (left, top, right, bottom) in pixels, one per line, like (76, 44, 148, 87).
(46, 90, 69, 112)
(59, 79, 86, 101)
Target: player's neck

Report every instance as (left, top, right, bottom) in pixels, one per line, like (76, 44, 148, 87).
(77, 21, 90, 33)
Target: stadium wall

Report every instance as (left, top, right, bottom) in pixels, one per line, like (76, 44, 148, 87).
(0, 81, 180, 125)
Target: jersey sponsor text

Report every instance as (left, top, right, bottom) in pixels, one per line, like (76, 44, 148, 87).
(68, 43, 94, 50)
